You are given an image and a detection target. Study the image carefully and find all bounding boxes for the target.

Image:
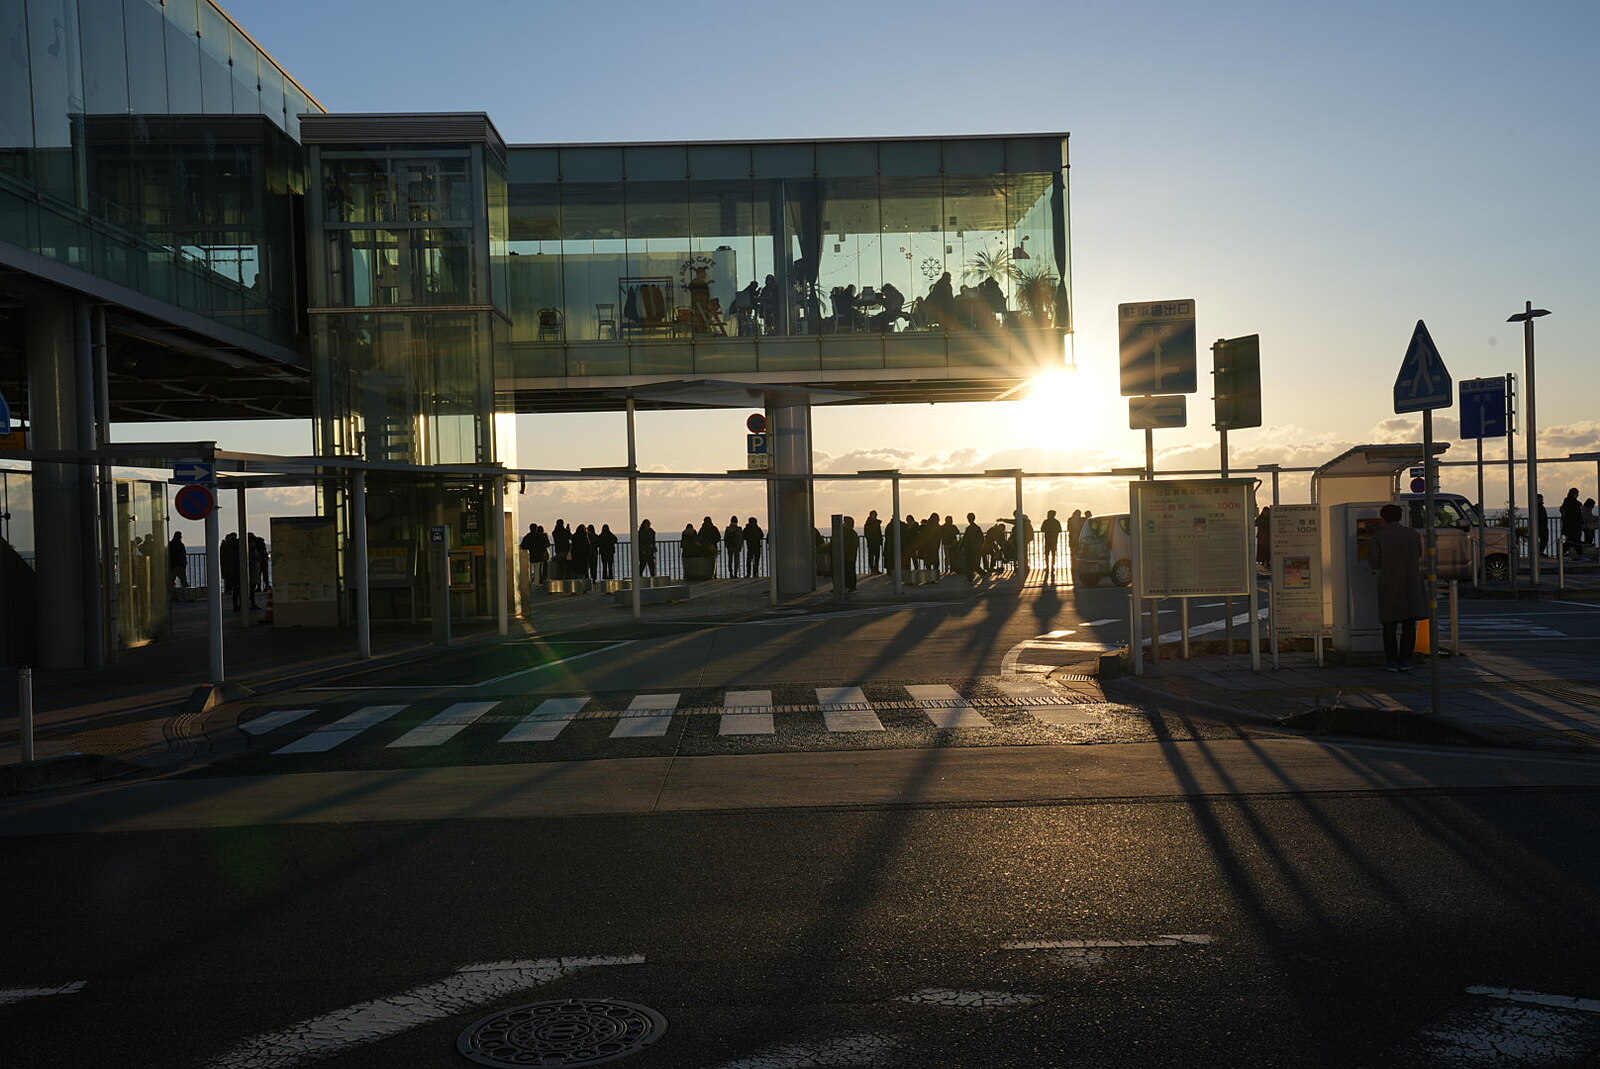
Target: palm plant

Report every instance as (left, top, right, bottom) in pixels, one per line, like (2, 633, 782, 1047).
(1016, 263, 1059, 323)
(962, 245, 1020, 285)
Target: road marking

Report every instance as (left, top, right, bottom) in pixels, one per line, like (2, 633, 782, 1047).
(0, 981, 85, 1007)
(499, 697, 589, 742)
(706, 1032, 901, 1069)
(905, 683, 995, 729)
(386, 702, 499, 748)
(475, 641, 636, 686)
(1467, 987, 1600, 1014)
(1159, 608, 1266, 644)
(239, 709, 318, 736)
(1086, 618, 1121, 626)
(815, 686, 884, 732)
(1004, 934, 1215, 971)
(720, 690, 775, 735)
(610, 693, 679, 738)
(272, 705, 406, 755)
(1374, 985, 1600, 1066)
(893, 988, 1044, 1008)
(206, 955, 643, 1069)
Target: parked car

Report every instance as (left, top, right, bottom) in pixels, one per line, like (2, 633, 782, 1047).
(1399, 493, 1511, 581)
(1073, 513, 1133, 587)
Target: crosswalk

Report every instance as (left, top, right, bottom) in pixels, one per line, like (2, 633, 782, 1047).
(240, 684, 1106, 757)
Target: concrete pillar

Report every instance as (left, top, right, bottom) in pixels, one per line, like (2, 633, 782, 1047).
(25, 293, 96, 669)
(767, 394, 815, 597)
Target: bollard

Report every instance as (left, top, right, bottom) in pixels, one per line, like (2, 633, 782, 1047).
(19, 667, 34, 764)
(1449, 580, 1461, 657)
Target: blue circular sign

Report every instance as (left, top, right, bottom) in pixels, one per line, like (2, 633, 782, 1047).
(174, 484, 216, 520)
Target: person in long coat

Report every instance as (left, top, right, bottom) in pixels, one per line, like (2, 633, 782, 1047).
(742, 516, 764, 577)
(1368, 503, 1428, 671)
(638, 519, 658, 577)
(596, 524, 618, 580)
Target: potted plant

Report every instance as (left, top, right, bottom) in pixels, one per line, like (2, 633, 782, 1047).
(1017, 264, 1059, 327)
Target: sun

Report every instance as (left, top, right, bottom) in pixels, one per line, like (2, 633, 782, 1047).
(1014, 369, 1118, 450)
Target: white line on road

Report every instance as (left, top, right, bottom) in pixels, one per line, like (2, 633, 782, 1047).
(206, 955, 644, 1069)
(0, 981, 85, 1007)
(386, 702, 499, 748)
(1468, 986, 1600, 1014)
(706, 1032, 901, 1069)
(271, 706, 406, 755)
(1159, 609, 1266, 645)
(1086, 618, 1121, 626)
(239, 709, 318, 736)
(815, 686, 885, 732)
(720, 690, 776, 736)
(610, 693, 679, 738)
(905, 683, 995, 729)
(475, 641, 637, 686)
(1004, 935, 1215, 949)
(499, 697, 590, 743)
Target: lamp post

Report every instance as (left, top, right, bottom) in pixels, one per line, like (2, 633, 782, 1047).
(1507, 302, 1551, 583)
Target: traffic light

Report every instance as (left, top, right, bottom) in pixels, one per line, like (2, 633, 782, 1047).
(1212, 334, 1261, 430)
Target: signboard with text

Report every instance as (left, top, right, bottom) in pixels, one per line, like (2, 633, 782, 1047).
(1268, 504, 1327, 636)
(1119, 299, 1197, 396)
(1131, 479, 1254, 598)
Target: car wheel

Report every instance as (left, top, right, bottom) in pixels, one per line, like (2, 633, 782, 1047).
(1111, 560, 1133, 587)
(1485, 554, 1509, 581)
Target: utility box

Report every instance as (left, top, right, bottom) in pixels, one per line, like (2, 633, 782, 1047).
(1328, 503, 1387, 656)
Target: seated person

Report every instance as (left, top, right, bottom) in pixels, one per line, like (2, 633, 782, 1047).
(871, 282, 907, 332)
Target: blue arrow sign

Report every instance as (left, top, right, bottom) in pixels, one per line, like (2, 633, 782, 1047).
(1393, 320, 1452, 413)
(172, 461, 216, 485)
(1459, 376, 1509, 440)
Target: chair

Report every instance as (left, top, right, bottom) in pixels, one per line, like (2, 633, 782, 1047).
(536, 307, 561, 341)
(595, 303, 618, 339)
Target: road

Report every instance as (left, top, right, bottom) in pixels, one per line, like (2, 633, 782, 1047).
(6, 784, 1600, 1067)
(6, 586, 1600, 1067)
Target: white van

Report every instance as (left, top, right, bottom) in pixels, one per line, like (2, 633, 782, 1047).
(1073, 513, 1133, 587)
(1399, 493, 1511, 581)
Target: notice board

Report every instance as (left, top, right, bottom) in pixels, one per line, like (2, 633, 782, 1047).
(1268, 504, 1327, 636)
(270, 516, 339, 626)
(1131, 479, 1254, 598)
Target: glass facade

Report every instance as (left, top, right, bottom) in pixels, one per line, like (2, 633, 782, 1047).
(504, 136, 1069, 383)
(0, 0, 321, 346)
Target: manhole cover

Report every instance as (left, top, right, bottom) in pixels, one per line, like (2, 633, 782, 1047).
(458, 998, 667, 1067)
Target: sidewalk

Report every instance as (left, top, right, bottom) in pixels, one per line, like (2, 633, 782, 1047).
(1103, 639, 1600, 755)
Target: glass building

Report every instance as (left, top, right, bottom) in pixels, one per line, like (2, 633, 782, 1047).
(0, 0, 1072, 667)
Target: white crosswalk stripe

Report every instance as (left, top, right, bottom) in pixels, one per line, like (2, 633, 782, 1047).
(816, 686, 886, 732)
(261, 683, 1111, 755)
(904, 683, 996, 729)
(499, 697, 589, 743)
(720, 690, 776, 735)
(272, 705, 406, 754)
(387, 702, 499, 748)
(610, 693, 679, 739)
(240, 708, 318, 736)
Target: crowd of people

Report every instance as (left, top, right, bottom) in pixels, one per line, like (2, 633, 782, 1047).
(518, 507, 1098, 590)
(519, 515, 767, 586)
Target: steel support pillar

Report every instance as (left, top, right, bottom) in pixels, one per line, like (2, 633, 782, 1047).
(767, 394, 815, 597)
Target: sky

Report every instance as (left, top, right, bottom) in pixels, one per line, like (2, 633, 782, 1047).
(112, 0, 1600, 541)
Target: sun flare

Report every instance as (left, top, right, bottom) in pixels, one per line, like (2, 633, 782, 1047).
(1015, 369, 1118, 451)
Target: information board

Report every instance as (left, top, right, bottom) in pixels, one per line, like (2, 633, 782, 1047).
(1268, 504, 1326, 636)
(1132, 479, 1253, 598)
(270, 516, 339, 626)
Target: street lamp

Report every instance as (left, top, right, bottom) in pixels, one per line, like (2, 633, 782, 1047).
(1507, 302, 1551, 582)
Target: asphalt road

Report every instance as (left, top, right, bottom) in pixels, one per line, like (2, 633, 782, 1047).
(6, 788, 1600, 1068)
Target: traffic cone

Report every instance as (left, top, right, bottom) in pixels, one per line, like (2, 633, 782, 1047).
(263, 588, 274, 625)
(1415, 617, 1430, 654)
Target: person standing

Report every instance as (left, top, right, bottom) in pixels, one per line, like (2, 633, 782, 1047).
(1040, 510, 1062, 571)
(551, 520, 570, 580)
(1255, 506, 1272, 572)
(1583, 497, 1597, 555)
(1369, 503, 1428, 672)
(638, 519, 658, 577)
(941, 515, 958, 574)
(519, 522, 539, 589)
(698, 516, 721, 577)
(220, 532, 240, 610)
(1067, 509, 1085, 566)
(743, 516, 764, 577)
(167, 531, 189, 595)
(596, 524, 618, 580)
(1537, 495, 1551, 557)
(863, 510, 884, 573)
(723, 516, 745, 578)
(962, 512, 984, 585)
(1559, 488, 1583, 560)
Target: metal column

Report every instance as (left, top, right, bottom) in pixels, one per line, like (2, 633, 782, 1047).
(352, 472, 371, 659)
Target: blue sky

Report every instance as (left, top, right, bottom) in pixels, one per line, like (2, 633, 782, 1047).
(197, 0, 1600, 528)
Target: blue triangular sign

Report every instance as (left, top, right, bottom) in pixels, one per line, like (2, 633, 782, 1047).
(1393, 320, 1452, 413)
